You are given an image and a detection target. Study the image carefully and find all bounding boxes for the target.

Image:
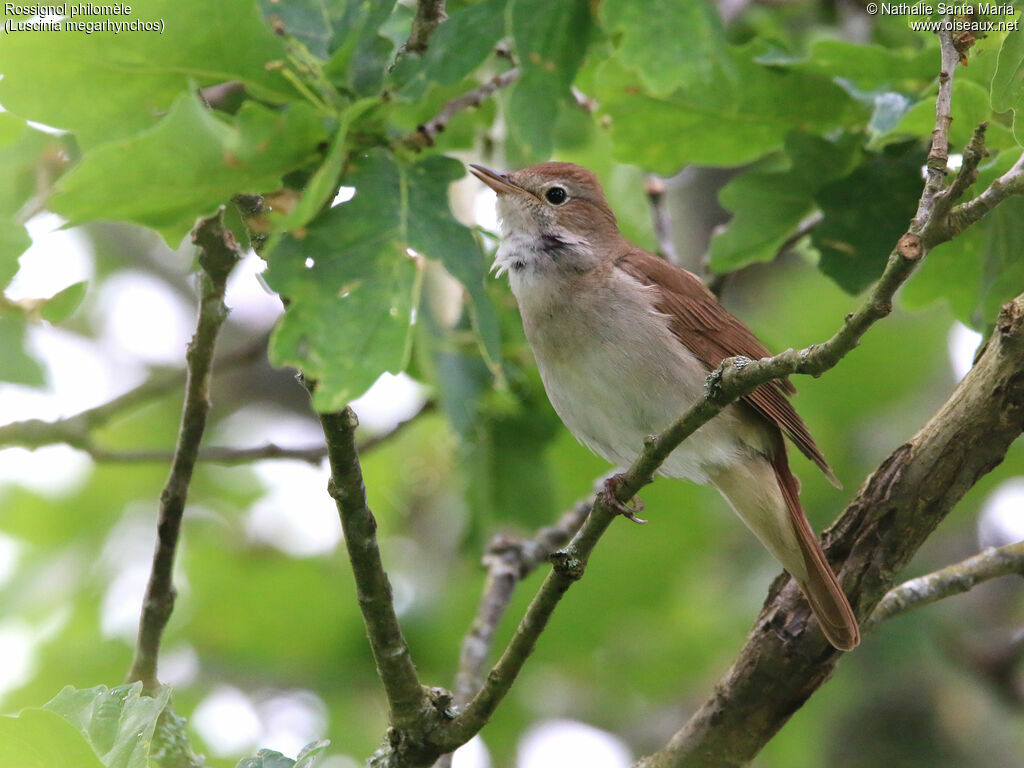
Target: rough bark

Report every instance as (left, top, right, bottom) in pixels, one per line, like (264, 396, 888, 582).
(637, 293, 1024, 768)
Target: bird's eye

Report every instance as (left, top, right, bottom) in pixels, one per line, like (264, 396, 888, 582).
(545, 186, 568, 205)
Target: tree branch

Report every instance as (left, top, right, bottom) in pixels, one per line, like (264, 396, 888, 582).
(646, 176, 681, 265)
(396, 0, 447, 62)
(434, 499, 592, 768)
(866, 541, 1024, 632)
(127, 212, 241, 694)
(945, 144, 1024, 239)
(67, 400, 437, 465)
(0, 337, 266, 452)
(453, 499, 593, 705)
(636, 289, 1024, 768)
(316, 404, 429, 739)
(404, 68, 521, 151)
(415, 23, 1024, 759)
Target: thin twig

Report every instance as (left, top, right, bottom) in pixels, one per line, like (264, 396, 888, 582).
(434, 499, 592, 768)
(454, 500, 593, 704)
(646, 176, 680, 265)
(89, 443, 327, 465)
(405, 68, 521, 150)
(75, 400, 437, 465)
(866, 541, 1024, 632)
(0, 337, 266, 452)
(397, 0, 447, 61)
(774, 210, 823, 259)
(946, 144, 1024, 240)
(127, 212, 241, 693)
(317, 405, 426, 729)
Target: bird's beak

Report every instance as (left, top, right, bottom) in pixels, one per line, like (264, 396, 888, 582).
(469, 164, 538, 201)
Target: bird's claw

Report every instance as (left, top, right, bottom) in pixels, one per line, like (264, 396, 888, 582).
(601, 474, 647, 525)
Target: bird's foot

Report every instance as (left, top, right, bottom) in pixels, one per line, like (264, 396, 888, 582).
(601, 474, 647, 525)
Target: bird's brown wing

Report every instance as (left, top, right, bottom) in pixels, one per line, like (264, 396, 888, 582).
(616, 249, 840, 487)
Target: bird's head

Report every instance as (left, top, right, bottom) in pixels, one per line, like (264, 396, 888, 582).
(470, 161, 623, 277)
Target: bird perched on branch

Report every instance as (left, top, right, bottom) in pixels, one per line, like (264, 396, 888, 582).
(470, 161, 859, 651)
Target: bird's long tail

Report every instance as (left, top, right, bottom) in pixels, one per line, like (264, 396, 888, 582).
(709, 449, 860, 651)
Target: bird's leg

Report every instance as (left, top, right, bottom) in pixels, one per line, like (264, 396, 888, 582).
(601, 473, 647, 525)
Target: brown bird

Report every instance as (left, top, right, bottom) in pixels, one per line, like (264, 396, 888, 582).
(470, 161, 859, 651)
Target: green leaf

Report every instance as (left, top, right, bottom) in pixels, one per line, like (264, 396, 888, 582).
(595, 47, 866, 174)
(266, 150, 422, 412)
(295, 740, 330, 768)
(267, 151, 500, 410)
(237, 750, 296, 768)
(0, 0, 300, 149)
(0, 313, 45, 387)
(600, 0, 725, 97)
(506, 0, 592, 163)
(0, 114, 60, 288)
(40, 282, 88, 324)
(391, 0, 509, 98)
(812, 141, 927, 294)
(324, 0, 397, 94)
(274, 98, 379, 233)
(43, 683, 171, 768)
(888, 79, 997, 149)
(403, 155, 502, 370)
(149, 708, 203, 768)
(710, 133, 860, 271)
(51, 93, 328, 245)
(0, 708, 104, 768)
(259, 0, 341, 59)
(788, 39, 937, 93)
(991, 25, 1024, 145)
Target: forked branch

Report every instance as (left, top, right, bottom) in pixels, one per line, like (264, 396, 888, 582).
(423, 22, 1024, 761)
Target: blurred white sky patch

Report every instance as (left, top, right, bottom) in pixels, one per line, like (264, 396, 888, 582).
(100, 560, 152, 641)
(331, 186, 356, 207)
(0, 325, 143, 424)
(0, 607, 67, 705)
(160, 643, 200, 688)
(452, 735, 491, 768)
(350, 372, 429, 434)
(978, 477, 1024, 549)
(192, 686, 329, 760)
(95, 270, 195, 365)
(0, 620, 37, 701)
(473, 188, 499, 232)
(517, 720, 632, 768)
(4, 212, 92, 302)
(216, 405, 324, 447)
(947, 322, 983, 380)
(256, 690, 328, 758)
(0, 533, 21, 588)
(193, 685, 263, 757)
(214, 406, 341, 556)
(246, 460, 340, 556)
(225, 252, 283, 330)
(0, 445, 91, 496)
(0, 325, 141, 494)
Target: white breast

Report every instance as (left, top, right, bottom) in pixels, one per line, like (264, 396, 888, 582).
(510, 264, 757, 484)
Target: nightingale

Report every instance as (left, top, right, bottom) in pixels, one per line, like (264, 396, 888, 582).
(469, 161, 860, 651)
